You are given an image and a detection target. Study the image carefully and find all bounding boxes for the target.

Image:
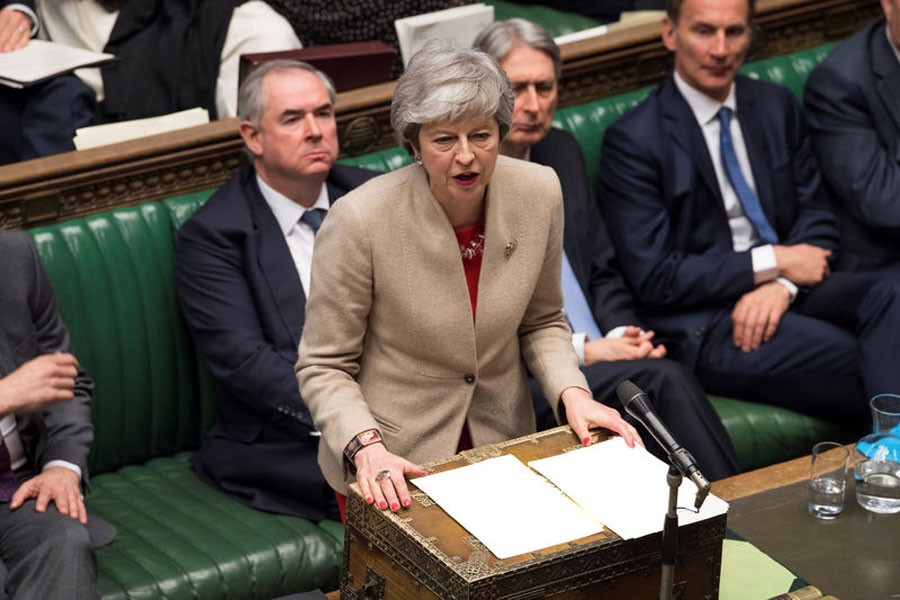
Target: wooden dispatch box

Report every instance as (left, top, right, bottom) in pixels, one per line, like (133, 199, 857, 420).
(341, 426, 725, 599)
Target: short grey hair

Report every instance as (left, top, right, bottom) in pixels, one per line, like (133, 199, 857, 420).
(473, 18, 562, 81)
(238, 59, 337, 128)
(390, 40, 514, 152)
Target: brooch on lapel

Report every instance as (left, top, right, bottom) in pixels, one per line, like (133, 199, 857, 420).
(505, 240, 517, 259)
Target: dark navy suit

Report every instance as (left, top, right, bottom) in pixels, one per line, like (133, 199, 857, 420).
(805, 20, 900, 274)
(598, 75, 900, 424)
(529, 128, 738, 479)
(175, 163, 376, 521)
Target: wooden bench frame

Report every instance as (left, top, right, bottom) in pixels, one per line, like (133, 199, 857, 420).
(0, 0, 880, 230)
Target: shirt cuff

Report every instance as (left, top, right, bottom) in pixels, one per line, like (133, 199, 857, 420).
(775, 277, 799, 304)
(43, 460, 82, 480)
(7, 4, 39, 36)
(605, 325, 630, 339)
(571, 332, 587, 366)
(751, 244, 778, 284)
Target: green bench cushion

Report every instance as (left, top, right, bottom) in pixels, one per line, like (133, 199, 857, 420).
(709, 396, 842, 472)
(91, 453, 342, 600)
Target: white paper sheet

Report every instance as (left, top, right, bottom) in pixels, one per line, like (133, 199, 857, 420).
(529, 437, 729, 540)
(0, 40, 114, 88)
(73, 107, 210, 150)
(394, 3, 495, 67)
(411, 454, 603, 559)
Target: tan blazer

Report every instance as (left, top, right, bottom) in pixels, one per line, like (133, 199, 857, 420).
(296, 155, 590, 493)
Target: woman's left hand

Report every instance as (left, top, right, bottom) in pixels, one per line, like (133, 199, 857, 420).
(560, 387, 644, 448)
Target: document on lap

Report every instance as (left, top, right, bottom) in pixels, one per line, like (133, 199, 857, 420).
(412, 437, 729, 559)
(0, 40, 114, 89)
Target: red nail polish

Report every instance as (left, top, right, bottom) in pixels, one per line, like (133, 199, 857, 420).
(403, 499, 411, 507)
(582, 437, 590, 446)
(390, 503, 399, 511)
(378, 501, 387, 509)
(365, 496, 373, 504)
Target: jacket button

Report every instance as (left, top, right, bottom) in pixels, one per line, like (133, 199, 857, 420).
(464, 374, 476, 384)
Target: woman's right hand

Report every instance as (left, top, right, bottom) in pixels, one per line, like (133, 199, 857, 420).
(354, 443, 428, 512)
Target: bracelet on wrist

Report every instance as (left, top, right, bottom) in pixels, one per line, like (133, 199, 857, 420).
(344, 428, 384, 465)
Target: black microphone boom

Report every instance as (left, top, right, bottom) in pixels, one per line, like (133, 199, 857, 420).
(615, 380, 711, 509)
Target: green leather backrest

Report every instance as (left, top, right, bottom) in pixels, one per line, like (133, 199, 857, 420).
(30, 203, 204, 475)
(338, 147, 413, 173)
(739, 42, 836, 102)
(485, 0, 600, 36)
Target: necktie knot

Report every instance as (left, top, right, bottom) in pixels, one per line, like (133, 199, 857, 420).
(300, 208, 326, 235)
(717, 106, 732, 126)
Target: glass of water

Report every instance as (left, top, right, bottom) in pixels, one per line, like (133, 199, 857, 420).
(853, 394, 900, 513)
(808, 441, 849, 520)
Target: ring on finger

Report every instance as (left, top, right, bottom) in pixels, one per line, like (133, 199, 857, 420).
(374, 469, 392, 483)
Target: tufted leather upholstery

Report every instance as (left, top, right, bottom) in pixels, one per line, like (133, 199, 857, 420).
(29, 192, 343, 599)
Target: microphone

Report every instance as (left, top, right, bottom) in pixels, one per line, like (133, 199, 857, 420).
(616, 380, 711, 509)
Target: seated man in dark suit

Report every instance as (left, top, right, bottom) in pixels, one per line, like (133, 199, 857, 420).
(804, 0, 900, 275)
(0, 1, 95, 164)
(597, 0, 900, 427)
(475, 19, 739, 480)
(175, 60, 377, 521)
(0, 231, 98, 599)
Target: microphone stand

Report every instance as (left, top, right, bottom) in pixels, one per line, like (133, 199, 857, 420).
(660, 465, 681, 600)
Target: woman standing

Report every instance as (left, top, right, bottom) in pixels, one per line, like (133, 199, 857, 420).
(297, 42, 641, 518)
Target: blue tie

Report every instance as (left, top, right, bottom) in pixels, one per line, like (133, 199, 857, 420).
(717, 107, 778, 245)
(300, 208, 326, 235)
(561, 251, 603, 340)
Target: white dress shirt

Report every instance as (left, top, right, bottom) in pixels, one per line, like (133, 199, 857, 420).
(674, 72, 797, 299)
(256, 175, 329, 297)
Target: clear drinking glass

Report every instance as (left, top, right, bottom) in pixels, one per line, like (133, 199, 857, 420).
(809, 441, 849, 519)
(854, 394, 900, 514)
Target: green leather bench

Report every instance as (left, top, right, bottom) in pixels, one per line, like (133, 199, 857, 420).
(30, 195, 343, 599)
(22, 40, 840, 600)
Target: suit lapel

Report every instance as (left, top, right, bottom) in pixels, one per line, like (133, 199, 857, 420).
(530, 134, 586, 281)
(872, 24, 900, 134)
(735, 81, 777, 222)
(247, 176, 306, 346)
(661, 80, 723, 207)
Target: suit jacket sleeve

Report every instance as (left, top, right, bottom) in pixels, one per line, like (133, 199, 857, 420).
(175, 208, 314, 427)
(539, 128, 642, 330)
(598, 84, 837, 310)
(22, 236, 93, 482)
(804, 30, 900, 228)
(598, 114, 750, 310)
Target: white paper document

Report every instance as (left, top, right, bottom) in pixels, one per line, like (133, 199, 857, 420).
(0, 40, 114, 88)
(394, 3, 495, 67)
(73, 107, 210, 150)
(413, 439, 728, 557)
(530, 437, 729, 540)
(411, 454, 603, 559)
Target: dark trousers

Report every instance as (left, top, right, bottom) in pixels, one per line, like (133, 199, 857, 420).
(0, 501, 98, 599)
(696, 272, 900, 432)
(531, 358, 740, 481)
(0, 74, 95, 166)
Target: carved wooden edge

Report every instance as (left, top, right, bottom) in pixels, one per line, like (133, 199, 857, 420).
(0, 0, 881, 229)
(344, 484, 725, 599)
